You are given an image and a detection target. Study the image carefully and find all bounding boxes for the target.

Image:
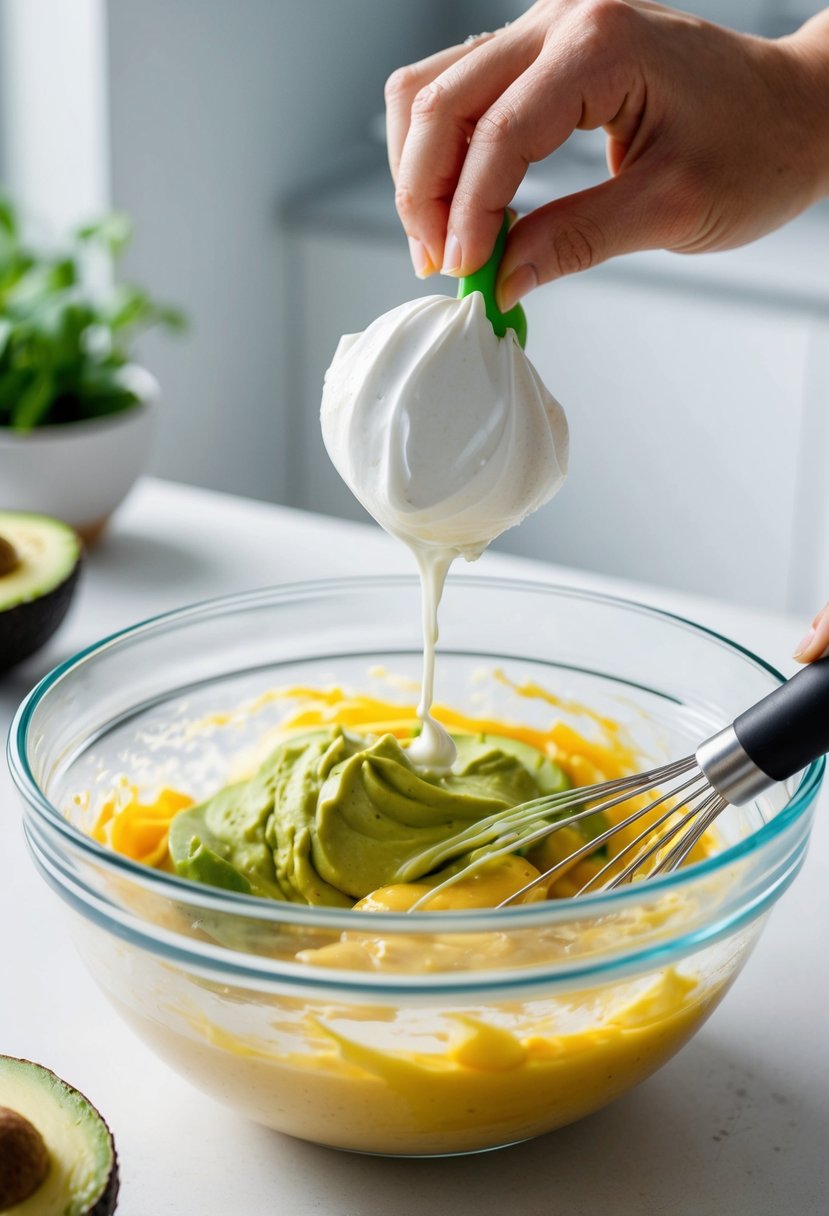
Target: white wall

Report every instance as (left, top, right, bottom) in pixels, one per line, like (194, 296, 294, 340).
(106, 0, 451, 503)
(0, 0, 109, 231)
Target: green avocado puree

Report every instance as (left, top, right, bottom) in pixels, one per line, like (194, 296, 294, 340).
(168, 728, 572, 906)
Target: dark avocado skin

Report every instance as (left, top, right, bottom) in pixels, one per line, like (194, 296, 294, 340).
(0, 558, 81, 673)
(89, 1157, 120, 1216)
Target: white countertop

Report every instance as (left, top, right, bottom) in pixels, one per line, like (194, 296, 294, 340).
(2, 478, 827, 1215)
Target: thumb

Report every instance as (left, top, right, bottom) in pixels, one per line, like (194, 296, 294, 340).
(794, 602, 829, 663)
(496, 164, 680, 310)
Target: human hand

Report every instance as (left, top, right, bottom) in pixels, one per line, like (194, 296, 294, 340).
(794, 602, 829, 662)
(385, 1, 829, 308)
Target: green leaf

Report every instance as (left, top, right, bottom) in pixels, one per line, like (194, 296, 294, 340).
(75, 212, 132, 256)
(105, 285, 187, 336)
(10, 368, 55, 430)
(65, 364, 139, 421)
(0, 252, 34, 301)
(0, 199, 17, 239)
(0, 318, 13, 360)
(107, 285, 151, 330)
(0, 369, 31, 423)
(47, 258, 76, 290)
(153, 304, 187, 332)
(0, 204, 185, 428)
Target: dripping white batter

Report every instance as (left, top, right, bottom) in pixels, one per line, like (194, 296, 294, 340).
(321, 291, 568, 771)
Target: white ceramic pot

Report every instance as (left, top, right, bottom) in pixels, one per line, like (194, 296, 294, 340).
(0, 367, 158, 543)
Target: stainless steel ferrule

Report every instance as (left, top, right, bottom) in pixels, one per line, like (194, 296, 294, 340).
(696, 725, 774, 806)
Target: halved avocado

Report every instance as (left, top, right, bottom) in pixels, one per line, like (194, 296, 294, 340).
(0, 513, 82, 672)
(0, 1057, 118, 1215)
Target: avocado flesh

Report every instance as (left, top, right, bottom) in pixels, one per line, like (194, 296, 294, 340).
(453, 732, 608, 842)
(168, 728, 575, 905)
(452, 732, 570, 795)
(0, 1057, 118, 1216)
(0, 513, 81, 672)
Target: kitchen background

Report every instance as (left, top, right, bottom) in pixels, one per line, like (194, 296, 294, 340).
(1, 0, 827, 614)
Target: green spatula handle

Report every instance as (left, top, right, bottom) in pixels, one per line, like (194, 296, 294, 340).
(456, 213, 527, 348)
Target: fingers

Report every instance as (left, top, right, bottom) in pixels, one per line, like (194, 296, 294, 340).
(443, 59, 586, 278)
(394, 1, 655, 279)
(385, 41, 483, 185)
(793, 602, 829, 662)
(495, 159, 679, 310)
(391, 30, 541, 274)
(386, 42, 482, 278)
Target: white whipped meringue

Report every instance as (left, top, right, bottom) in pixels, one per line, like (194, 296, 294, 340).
(321, 291, 568, 771)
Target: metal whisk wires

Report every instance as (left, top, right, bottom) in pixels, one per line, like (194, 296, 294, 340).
(407, 657, 829, 910)
(405, 754, 725, 910)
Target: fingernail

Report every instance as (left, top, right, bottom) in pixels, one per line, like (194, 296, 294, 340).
(441, 231, 462, 275)
(793, 627, 816, 660)
(498, 263, 538, 312)
(408, 236, 433, 279)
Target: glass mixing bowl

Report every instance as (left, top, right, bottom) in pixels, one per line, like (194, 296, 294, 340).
(8, 577, 823, 1156)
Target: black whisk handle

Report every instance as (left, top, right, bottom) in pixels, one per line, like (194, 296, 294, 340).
(734, 656, 829, 782)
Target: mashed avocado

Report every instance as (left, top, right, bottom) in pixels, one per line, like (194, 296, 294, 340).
(168, 727, 572, 906)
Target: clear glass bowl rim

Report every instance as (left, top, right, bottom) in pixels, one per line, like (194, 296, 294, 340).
(8, 573, 825, 938)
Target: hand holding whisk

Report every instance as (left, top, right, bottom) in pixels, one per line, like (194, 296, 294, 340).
(405, 658, 829, 909)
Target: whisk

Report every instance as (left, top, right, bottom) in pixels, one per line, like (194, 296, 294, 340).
(407, 657, 829, 908)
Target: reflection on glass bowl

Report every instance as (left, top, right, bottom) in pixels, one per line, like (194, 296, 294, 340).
(9, 577, 823, 1156)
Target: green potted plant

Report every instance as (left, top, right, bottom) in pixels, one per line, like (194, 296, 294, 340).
(0, 199, 184, 541)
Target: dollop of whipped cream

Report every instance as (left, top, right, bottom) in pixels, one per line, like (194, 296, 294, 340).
(321, 291, 568, 770)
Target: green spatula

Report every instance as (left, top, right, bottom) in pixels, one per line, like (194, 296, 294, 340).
(456, 212, 527, 348)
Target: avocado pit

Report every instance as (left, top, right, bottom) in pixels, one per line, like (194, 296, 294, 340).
(0, 536, 18, 579)
(0, 1105, 50, 1210)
